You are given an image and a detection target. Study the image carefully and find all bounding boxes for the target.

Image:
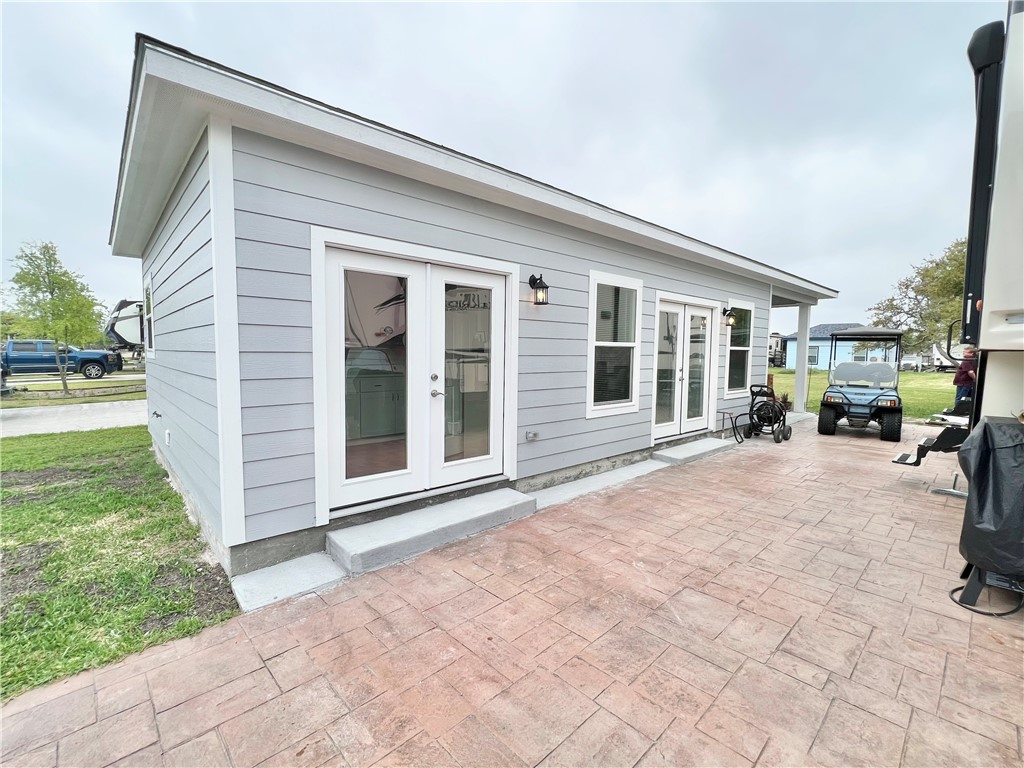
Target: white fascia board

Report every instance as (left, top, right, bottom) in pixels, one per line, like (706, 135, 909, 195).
(119, 42, 838, 301)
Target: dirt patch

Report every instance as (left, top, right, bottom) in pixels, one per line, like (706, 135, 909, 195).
(192, 564, 237, 619)
(0, 543, 59, 617)
(108, 475, 152, 492)
(2, 468, 94, 495)
(143, 561, 238, 633)
(141, 613, 185, 634)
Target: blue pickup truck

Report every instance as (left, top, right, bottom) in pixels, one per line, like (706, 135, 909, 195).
(1, 339, 122, 379)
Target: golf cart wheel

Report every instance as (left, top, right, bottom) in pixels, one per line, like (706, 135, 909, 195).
(880, 411, 903, 442)
(783, 425, 793, 441)
(773, 427, 783, 443)
(817, 406, 837, 435)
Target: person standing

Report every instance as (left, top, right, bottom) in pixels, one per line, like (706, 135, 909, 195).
(953, 346, 978, 405)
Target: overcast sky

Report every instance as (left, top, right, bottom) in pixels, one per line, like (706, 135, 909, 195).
(1, 1, 1003, 334)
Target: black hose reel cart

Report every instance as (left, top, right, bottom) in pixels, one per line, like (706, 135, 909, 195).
(728, 385, 793, 445)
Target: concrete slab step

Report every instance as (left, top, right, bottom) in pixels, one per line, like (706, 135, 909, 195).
(651, 437, 735, 465)
(230, 553, 345, 612)
(327, 488, 535, 576)
(529, 460, 667, 511)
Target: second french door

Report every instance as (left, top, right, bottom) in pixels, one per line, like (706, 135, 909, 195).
(326, 249, 506, 508)
(654, 301, 713, 439)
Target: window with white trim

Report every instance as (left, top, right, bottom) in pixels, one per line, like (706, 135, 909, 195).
(144, 273, 155, 356)
(808, 346, 819, 366)
(725, 302, 753, 394)
(587, 271, 642, 418)
(853, 349, 867, 362)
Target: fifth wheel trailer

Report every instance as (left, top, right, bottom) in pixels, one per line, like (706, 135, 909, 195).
(963, 2, 1024, 419)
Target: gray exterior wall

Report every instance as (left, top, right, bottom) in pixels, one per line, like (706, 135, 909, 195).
(142, 130, 221, 540)
(232, 127, 770, 542)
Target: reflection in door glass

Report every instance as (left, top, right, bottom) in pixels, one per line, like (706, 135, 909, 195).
(687, 313, 708, 420)
(656, 311, 678, 424)
(344, 270, 408, 479)
(444, 283, 491, 462)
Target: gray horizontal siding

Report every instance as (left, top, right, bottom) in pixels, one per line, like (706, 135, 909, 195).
(239, 325, 313, 353)
(245, 504, 316, 542)
(243, 428, 315, 462)
(244, 479, 317, 516)
(232, 127, 772, 538)
(240, 377, 314, 407)
(141, 130, 220, 538)
(242, 403, 314, 435)
(243, 453, 315, 489)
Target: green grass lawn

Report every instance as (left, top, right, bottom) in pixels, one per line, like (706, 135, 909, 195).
(0, 426, 237, 701)
(768, 368, 956, 419)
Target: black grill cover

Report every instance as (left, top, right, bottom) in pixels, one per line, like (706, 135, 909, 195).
(958, 416, 1024, 575)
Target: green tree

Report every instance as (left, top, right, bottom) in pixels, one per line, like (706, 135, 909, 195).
(8, 242, 105, 393)
(0, 306, 23, 340)
(868, 238, 966, 353)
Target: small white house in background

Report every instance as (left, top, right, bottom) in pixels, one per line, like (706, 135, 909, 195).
(110, 36, 836, 575)
(782, 323, 891, 370)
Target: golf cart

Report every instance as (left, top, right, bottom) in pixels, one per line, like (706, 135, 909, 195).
(817, 326, 904, 442)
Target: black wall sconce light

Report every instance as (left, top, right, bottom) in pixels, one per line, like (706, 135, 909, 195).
(722, 307, 738, 327)
(529, 274, 549, 305)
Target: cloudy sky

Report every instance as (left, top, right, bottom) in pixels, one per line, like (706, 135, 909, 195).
(1, 1, 1003, 334)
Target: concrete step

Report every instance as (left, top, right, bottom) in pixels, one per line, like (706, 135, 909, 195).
(230, 553, 345, 612)
(529, 460, 667, 511)
(327, 488, 535, 576)
(651, 437, 735, 465)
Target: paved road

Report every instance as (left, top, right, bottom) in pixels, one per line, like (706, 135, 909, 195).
(0, 399, 149, 438)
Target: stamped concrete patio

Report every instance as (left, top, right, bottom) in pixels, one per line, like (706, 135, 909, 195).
(3, 419, 1022, 767)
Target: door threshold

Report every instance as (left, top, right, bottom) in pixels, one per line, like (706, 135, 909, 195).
(329, 475, 508, 520)
(653, 429, 711, 445)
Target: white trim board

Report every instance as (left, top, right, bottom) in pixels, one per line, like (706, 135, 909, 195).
(208, 115, 247, 547)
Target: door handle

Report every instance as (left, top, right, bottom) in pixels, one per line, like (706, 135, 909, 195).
(431, 389, 445, 398)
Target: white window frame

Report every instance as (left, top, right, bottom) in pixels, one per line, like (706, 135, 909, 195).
(144, 271, 155, 358)
(723, 299, 755, 398)
(586, 271, 643, 419)
(853, 349, 867, 362)
(808, 346, 819, 366)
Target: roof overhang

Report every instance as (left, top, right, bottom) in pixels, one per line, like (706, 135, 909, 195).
(110, 36, 838, 305)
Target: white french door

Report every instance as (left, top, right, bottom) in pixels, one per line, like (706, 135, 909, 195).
(325, 249, 505, 508)
(653, 301, 713, 440)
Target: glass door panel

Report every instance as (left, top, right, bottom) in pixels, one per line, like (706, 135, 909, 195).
(655, 310, 680, 425)
(686, 311, 709, 421)
(344, 270, 409, 479)
(430, 267, 505, 486)
(326, 250, 428, 508)
(443, 282, 492, 463)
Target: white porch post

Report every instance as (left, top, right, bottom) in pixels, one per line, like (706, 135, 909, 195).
(794, 304, 812, 413)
